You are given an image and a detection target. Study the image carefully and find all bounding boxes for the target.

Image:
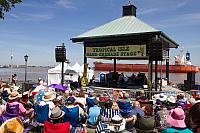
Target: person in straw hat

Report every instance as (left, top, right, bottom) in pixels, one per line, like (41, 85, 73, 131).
(5, 91, 33, 116)
(39, 91, 56, 117)
(49, 106, 65, 124)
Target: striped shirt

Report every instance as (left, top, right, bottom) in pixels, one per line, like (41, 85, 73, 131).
(100, 108, 120, 122)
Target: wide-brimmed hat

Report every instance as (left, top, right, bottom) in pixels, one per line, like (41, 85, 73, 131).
(158, 93, 167, 102)
(50, 107, 65, 120)
(42, 91, 56, 101)
(108, 115, 126, 132)
(8, 91, 22, 100)
(166, 107, 186, 128)
(167, 96, 176, 103)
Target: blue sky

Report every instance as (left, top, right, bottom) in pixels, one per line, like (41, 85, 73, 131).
(0, 0, 200, 66)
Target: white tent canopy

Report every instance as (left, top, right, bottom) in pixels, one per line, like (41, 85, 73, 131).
(48, 62, 94, 85)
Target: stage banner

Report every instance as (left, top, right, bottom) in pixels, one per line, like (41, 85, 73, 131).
(86, 45, 146, 58)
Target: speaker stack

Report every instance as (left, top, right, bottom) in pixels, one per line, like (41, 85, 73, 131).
(55, 44, 66, 62)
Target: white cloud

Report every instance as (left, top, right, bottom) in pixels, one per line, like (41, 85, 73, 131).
(25, 13, 53, 21)
(55, 0, 75, 9)
(10, 13, 54, 21)
(9, 13, 19, 18)
(154, 12, 200, 28)
(138, 8, 158, 15)
(176, 0, 189, 8)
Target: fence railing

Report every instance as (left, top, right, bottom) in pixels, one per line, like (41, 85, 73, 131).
(88, 86, 196, 100)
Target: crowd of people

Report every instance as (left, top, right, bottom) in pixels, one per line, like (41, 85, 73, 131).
(105, 71, 148, 88)
(0, 80, 200, 133)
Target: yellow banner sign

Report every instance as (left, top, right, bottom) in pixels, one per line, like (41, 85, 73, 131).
(86, 45, 146, 58)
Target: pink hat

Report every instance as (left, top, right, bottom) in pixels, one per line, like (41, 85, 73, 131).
(166, 107, 186, 128)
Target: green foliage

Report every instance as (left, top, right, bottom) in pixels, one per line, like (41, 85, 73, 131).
(0, 0, 22, 19)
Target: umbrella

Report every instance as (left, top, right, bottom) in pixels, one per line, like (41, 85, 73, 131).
(48, 84, 67, 91)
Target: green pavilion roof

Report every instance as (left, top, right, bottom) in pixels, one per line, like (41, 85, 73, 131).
(71, 15, 179, 48)
(75, 16, 158, 38)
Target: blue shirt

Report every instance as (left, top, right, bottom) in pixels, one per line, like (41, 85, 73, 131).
(162, 127, 193, 133)
(88, 105, 101, 125)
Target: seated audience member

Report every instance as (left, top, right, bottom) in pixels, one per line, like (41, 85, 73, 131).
(101, 99, 119, 123)
(86, 90, 96, 113)
(0, 117, 24, 133)
(88, 100, 101, 126)
(176, 94, 186, 109)
(48, 106, 65, 124)
(189, 102, 200, 133)
(6, 91, 33, 116)
(54, 96, 64, 108)
(132, 101, 145, 117)
(117, 93, 132, 118)
(162, 107, 193, 133)
(135, 114, 156, 133)
(136, 90, 149, 103)
(118, 93, 137, 131)
(44, 107, 70, 133)
(39, 91, 55, 117)
(63, 96, 84, 128)
(166, 96, 177, 110)
(76, 89, 86, 108)
(155, 102, 170, 132)
(143, 105, 154, 117)
(107, 115, 126, 133)
(0, 91, 34, 125)
(96, 100, 120, 132)
(99, 92, 110, 102)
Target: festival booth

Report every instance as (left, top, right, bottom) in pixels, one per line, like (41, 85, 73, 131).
(48, 62, 94, 85)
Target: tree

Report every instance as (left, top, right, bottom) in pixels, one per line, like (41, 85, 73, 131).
(0, 0, 22, 19)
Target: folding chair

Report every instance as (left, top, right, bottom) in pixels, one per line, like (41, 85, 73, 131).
(43, 121, 70, 133)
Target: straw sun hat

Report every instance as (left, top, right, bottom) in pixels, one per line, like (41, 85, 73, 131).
(8, 91, 22, 100)
(50, 107, 65, 120)
(42, 91, 56, 101)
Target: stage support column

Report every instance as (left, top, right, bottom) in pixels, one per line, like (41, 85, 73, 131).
(155, 60, 158, 91)
(84, 44, 87, 65)
(82, 43, 88, 87)
(113, 58, 116, 73)
(148, 60, 153, 83)
(148, 60, 153, 90)
(166, 49, 170, 84)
